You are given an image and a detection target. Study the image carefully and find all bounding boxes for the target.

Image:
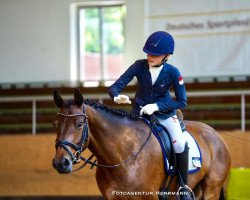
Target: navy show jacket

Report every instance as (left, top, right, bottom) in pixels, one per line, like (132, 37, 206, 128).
(108, 59, 187, 119)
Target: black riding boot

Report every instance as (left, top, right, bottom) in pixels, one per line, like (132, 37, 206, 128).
(175, 142, 194, 200)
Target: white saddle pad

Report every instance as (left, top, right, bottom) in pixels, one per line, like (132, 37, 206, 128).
(183, 130, 202, 174)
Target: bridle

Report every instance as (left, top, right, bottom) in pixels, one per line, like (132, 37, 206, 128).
(55, 112, 89, 165)
(55, 107, 152, 171)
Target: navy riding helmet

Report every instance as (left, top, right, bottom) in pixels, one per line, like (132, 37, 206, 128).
(143, 31, 175, 56)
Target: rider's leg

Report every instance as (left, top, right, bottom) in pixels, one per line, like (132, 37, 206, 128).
(176, 142, 189, 185)
(157, 115, 193, 200)
(157, 115, 186, 153)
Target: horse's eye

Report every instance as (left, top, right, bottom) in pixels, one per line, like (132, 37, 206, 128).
(76, 122, 83, 129)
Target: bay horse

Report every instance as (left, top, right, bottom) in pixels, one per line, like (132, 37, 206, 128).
(52, 89, 231, 200)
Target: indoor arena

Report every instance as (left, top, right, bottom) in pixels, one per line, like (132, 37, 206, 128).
(0, 0, 249, 200)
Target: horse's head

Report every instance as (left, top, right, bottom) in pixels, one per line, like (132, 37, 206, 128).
(52, 89, 89, 174)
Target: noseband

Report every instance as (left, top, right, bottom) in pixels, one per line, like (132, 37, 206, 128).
(55, 112, 88, 164)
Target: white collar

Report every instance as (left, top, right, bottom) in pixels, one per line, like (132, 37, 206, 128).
(149, 64, 163, 71)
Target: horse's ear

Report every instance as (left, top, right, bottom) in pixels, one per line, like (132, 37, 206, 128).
(74, 88, 83, 107)
(54, 91, 64, 108)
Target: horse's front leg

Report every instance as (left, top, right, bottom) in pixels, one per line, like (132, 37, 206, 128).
(96, 169, 122, 200)
(102, 188, 117, 200)
(102, 182, 158, 200)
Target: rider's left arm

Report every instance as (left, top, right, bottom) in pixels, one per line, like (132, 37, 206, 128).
(156, 67, 187, 111)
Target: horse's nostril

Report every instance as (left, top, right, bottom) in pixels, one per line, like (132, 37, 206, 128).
(53, 157, 72, 174)
(61, 157, 71, 168)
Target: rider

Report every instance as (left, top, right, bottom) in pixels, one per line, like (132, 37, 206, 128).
(108, 31, 191, 199)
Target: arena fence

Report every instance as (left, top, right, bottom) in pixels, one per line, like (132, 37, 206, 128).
(0, 90, 249, 134)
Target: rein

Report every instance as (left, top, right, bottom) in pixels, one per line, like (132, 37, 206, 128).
(79, 130, 152, 168)
(55, 109, 152, 171)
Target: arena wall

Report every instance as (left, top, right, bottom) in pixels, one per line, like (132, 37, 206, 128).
(0, 131, 249, 196)
(0, 0, 145, 84)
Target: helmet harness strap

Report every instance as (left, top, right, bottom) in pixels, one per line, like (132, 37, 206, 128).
(151, 54, 168, 68)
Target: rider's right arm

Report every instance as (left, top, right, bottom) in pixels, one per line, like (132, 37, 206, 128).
(108, 61, 140, 99)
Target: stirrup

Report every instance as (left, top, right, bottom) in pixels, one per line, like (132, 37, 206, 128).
(177, 185, 195, 200)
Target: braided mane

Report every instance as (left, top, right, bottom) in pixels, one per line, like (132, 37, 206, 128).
(83, 99, 139, 120)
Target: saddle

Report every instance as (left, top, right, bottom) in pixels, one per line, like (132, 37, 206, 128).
(142, 110, 201, 200)
(143, 110, 202, 174)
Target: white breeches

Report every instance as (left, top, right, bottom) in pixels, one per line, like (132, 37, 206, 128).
(157, 115, 186, 153)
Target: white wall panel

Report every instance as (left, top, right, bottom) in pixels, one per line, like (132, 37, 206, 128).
(0, 0, 72, 83)
(144, 0, 250, 78)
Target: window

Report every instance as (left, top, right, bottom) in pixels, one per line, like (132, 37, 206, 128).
(76, 3, 125, 86)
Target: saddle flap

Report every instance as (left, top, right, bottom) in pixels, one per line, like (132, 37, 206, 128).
(142, 118, 202, 175)
(183, 130, 202, 173)
(151, 123, 174, 174)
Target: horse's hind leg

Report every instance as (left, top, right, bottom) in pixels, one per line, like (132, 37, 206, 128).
(202, 183, 222, 200)
(200, 169, 227, 200)
(201, 160, 230, 199)
(201, 131, 231, 200)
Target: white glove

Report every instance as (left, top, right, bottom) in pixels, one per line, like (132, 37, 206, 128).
(140, 103, 159, 116)
(114, 94, 131, 104)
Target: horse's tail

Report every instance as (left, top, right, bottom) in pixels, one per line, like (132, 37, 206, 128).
(219, 186, 226, 200)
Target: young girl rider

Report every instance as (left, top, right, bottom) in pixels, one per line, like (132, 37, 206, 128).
(108, 31, 192, 200)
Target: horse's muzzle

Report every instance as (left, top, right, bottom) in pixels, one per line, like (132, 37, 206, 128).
(52, 157, 72, 174)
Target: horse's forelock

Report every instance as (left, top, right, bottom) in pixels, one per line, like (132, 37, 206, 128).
(64, 99, 75, 108)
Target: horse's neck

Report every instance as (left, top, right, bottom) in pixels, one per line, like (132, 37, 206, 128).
(86, 106, 142, 165)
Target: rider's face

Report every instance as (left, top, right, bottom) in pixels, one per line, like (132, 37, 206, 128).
(147, 54, 169, 67)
